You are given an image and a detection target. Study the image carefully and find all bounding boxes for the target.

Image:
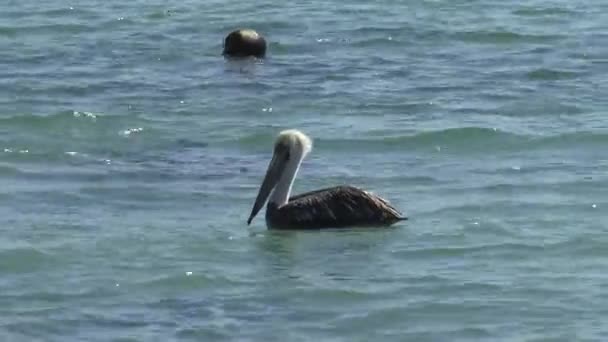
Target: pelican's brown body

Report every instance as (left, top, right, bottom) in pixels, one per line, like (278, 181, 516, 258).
(247, 129, 407, 230)
(265, 185, 405, 230)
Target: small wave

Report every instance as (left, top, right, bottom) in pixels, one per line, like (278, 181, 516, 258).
(4, 6, 92, 19)
(348, 26, 411, 36)
(0, 26, 17, 37)
(535, 131, 608, 148)
(230, 127, 523, 153)
(134, 273, 223, 292)
(121, 127, 144, 136)
(0, 110, 100, 126)
(216, 127, 608, 155)
(453, 30, 563, 44)
(0, 110, 162, 163)
(175, 139, 209, 149)
(0, 246, 52, 273)
(17, 23, 96, 35)
(321, 127, 522, 152)
(0, 164, 20, 176)
(548, 236, 608, 257)
(0, 110, 155, 137)
(351, 36, 401, 48)
(513, 7, 577, 17)
(72, 111, 97, 119)
(393, 242, 543, 259)
(145, 9, 177, 20)
(527, 68, 582, 80)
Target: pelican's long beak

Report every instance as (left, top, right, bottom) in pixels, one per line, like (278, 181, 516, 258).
(247, 147, 289, 225)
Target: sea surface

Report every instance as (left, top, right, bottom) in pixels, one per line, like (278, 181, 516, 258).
(1, 0, 607, 340)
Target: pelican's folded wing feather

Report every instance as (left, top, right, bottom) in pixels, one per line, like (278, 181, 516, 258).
(268, 185, 404, 229)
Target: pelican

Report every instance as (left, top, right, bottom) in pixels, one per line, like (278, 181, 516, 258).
(247, 129, 407, 229)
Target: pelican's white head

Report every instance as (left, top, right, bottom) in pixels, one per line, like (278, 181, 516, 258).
(247, 129, 313, 225)
(274, 129, 313, 158)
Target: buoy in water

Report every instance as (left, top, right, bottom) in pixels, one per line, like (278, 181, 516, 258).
(222, 29, 267, 58)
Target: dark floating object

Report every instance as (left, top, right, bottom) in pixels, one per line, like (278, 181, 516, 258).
(247, 129, 407, 230)
(223, 29, 267, 58)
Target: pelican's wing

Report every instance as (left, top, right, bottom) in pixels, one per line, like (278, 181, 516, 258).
(276, 185, 405, 229)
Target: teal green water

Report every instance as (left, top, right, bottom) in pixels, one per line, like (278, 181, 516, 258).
(1, 0, 608, 340)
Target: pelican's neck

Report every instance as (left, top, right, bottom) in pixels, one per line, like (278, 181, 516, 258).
(269, 151, 304, 206)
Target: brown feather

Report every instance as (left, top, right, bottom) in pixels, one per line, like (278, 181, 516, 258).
(265, 185, 406, 230)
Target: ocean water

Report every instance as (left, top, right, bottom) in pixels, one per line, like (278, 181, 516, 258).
(1, 0, 607, 340)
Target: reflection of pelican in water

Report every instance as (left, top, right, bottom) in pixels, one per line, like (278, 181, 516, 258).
(247, 129, 407, 230)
